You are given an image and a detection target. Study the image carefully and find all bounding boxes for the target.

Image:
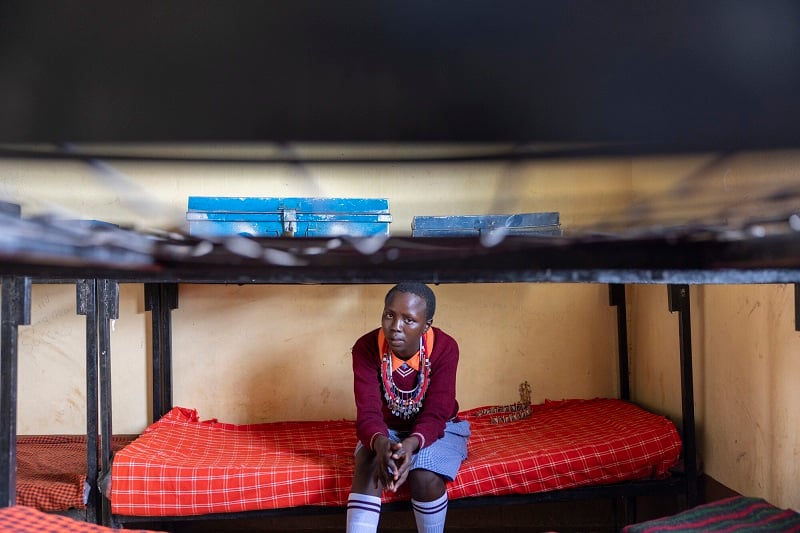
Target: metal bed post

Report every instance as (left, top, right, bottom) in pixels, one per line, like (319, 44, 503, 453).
(97, 279, 118, 527)
(77, 279, 101, 523)
(608, 284, 630, 402)
(144, 284, 162, 422)
(145, 283, 179, 422)
(667, 284, 698, 508)
(794, 284, 800, 332)
(609, 283, 634, 527)
(0, 276, 31, 508)
(159, 284, 178, 419)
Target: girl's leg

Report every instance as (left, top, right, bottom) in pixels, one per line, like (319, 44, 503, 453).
(347, 446, 383, 533)
(409, 469, 448, 533)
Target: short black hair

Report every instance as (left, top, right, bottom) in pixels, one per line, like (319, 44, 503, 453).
(385, 282, 436, 321)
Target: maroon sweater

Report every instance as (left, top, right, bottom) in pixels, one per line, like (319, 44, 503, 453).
(352, 327, 460, 450)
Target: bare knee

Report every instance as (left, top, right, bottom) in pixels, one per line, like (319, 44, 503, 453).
(351, 446, 382, 497)
(408, 469, 446, 502)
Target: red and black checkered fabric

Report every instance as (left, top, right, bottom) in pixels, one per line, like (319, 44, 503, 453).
(0, 504, 162, 532)
(17, 435, 137, 512)
(453, 398, 681, 499)
(111, 398, 681, 517)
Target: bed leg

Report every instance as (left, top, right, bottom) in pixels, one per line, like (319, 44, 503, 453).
(612, 496, 637, 530)
(0, 276, 31, 508)
(98, 279, 119, 527)
(625, 495, 637, 526)
(145, 283, 179, 422)
(667, 284, 699, 509)
(77, 279, 103, 523)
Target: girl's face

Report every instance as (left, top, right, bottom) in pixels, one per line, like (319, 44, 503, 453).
(381, 291, 431, 359)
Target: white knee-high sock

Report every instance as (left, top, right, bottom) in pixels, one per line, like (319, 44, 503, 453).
(412, 492, 448, 533)
(346, 493, 381, 533)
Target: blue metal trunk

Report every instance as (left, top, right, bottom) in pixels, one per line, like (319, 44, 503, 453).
(187, 197, 392, 238)
(411, 212, 561, 237)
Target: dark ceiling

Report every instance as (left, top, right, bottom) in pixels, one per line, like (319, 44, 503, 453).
(1, 1, 799, 153)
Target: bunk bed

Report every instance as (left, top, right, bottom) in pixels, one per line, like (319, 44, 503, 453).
(2, 4, 800, 529)
(97, 278, 694, 530)
(2, 277, 109, 522)
(70, 231, 710, 526)
(2, 233, 703, 528)
(3, 176, 800, 532)
(0, 209, 145, 523)
(6, 217, 800, 528)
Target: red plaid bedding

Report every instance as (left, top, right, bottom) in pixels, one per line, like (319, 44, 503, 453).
(0, 504, 162, 532)
(111, 398, 681, 517)
(17, 435, 137, 512)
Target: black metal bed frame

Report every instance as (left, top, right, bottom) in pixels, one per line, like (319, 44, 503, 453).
(1, 276, 700, 528)
(86, 281, 697, 529)
(27, 211, 800, 527)
(0, 277, 116, 525)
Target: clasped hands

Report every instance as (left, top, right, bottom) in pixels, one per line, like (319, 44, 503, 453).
(373, 435, 420, 493)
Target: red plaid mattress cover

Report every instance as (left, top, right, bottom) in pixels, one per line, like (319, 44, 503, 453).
(111, 398, 681, 516)
(0, 504, 162, 533)
(16, 434, 137, 512)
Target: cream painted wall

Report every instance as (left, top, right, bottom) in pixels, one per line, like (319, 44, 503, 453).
(630, 154, 800, 511)
(627, 284, 699, 423)
(700, 284, 800, 511)
(16, 283, 151, 435)
(3, 147, 632, 435)
(170, 283, 619, 424)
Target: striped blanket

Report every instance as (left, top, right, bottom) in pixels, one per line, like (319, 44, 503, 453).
(623, 496, 800, 533)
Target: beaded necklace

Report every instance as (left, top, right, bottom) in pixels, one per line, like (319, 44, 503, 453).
(380, 334, 432, 419)
(473, 381, 532, 424)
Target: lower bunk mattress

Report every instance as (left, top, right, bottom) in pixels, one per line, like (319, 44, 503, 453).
(110, 397, 682, 517)
(17, 434, 137, 512)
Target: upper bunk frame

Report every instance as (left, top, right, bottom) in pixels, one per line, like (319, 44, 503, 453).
(5, 232, 800, 285)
